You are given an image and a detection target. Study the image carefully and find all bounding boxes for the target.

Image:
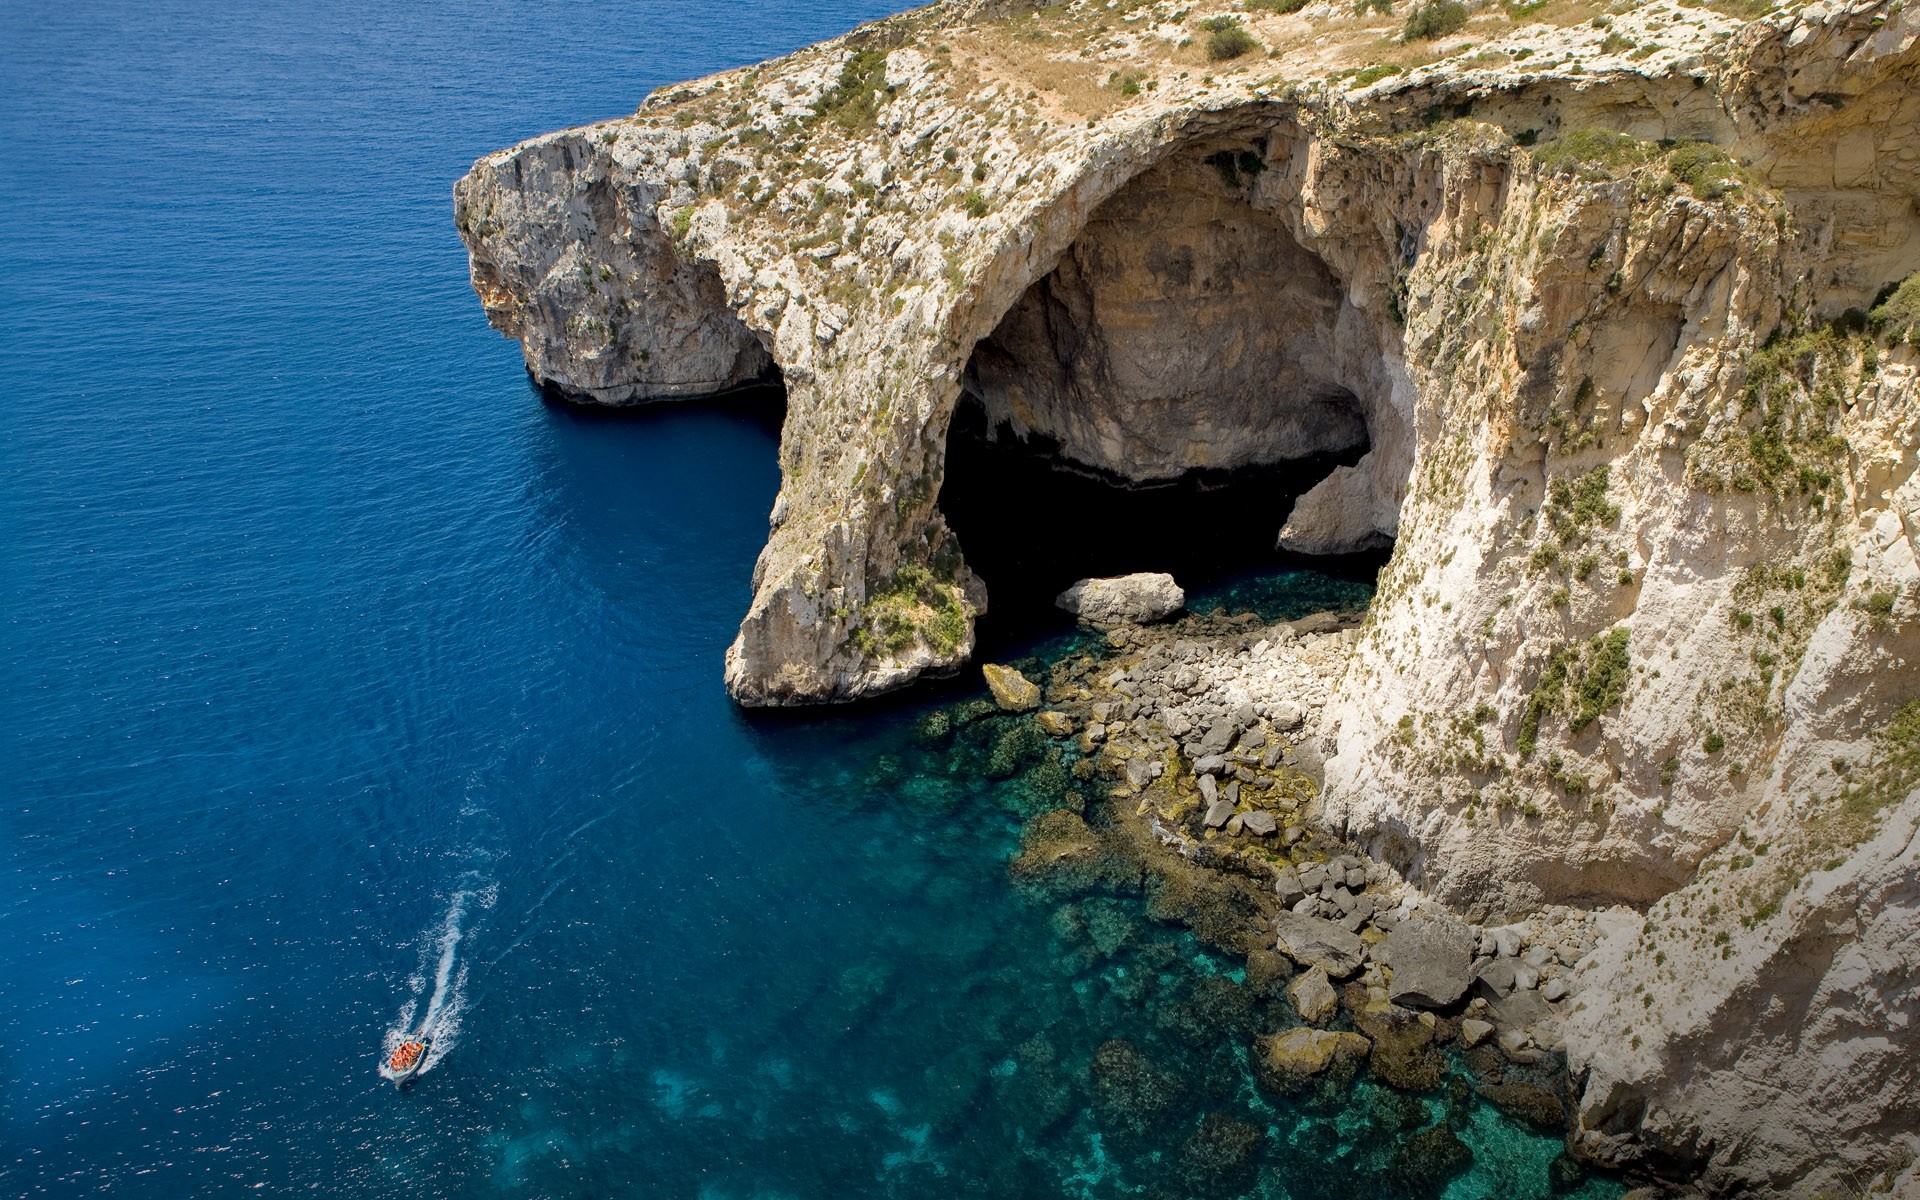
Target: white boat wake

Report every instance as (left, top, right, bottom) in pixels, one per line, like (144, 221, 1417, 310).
(383, 877, 495, 1080)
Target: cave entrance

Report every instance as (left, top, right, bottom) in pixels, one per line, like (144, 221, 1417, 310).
(943, 139, 1389, 650)
(940, 401, 1377, 652)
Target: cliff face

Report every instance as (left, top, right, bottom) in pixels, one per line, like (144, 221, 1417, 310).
(456, 0, 1920, 1192)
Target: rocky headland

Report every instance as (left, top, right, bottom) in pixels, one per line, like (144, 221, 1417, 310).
(457, 0, 1920, 1193)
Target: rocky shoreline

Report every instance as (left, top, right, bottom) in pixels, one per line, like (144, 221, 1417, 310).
(947, 595, 1666, 1192)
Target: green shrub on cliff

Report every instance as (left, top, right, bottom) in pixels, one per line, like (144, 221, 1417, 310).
(1665, 141, 1740, 200)
(814, 46, 891, 131)
(1202, 17, 1258, 59)
(1532, 128, 1650, 178)
(1403, 0, 1468, 40)
(850, 562, 969, 659)
(1519, 627, 1632, 756)
(1871, 273, 1920, 345)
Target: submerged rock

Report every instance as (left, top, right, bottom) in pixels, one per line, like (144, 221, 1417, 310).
(1008, 810, 1132, 896)
(1176, 1111, 1266, 1197)
(1089, 1038, 1187, 1140)
(1056, 573, 1185, 627)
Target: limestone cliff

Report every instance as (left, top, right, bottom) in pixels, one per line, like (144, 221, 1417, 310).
(456, 0, 1920, 1193)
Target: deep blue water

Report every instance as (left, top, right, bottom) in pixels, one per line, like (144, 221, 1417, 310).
(1, 3, 1620, 1197)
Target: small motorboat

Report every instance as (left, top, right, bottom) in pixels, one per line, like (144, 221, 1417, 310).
(379, 1036, 430, 1088)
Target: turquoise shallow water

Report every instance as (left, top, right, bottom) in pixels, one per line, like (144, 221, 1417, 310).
(0, 2, 1623, 1196)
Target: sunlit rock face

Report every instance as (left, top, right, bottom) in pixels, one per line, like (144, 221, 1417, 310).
(965, 150, 1371, 483)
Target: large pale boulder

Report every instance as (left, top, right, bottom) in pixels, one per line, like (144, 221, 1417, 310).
(1379, 916, 1477, 1009)
(1273, 911, 1367, 978)
(1055, 574, 1185, 627)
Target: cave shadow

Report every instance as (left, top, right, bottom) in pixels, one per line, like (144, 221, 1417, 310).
(939, 399, 1383, 662)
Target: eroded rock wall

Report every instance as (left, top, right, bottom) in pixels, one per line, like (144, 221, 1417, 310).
(456, 0, 1920, 1191)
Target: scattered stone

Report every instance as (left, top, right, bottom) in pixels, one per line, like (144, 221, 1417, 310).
(1473, 958, 1518, 999)
(1192, 753, 1227, 776)
(1542, 977, 1571, 1003)
(1252, 1028, 1371, 1094)
(1056, 573, 1185, 627)
(1497, 1029, 1532, 1055)
(1274, 867, 1305, 906)
(1035, 710, 1075, 738)
(1460, 1018, 1496, 1048)
(1273, 911, 1368, 978)
(1241, 810, 1277, 837)
(1514, 965, 1540, 991)
(1125, 757, 1154, 789)
(1380, 916, 1477, 1009)
(1198, 774, 1218, 803)
(1288, 966, 1340, 1024)
(1523, 945, 1555, 970)
(1225, 813, 1245, 836)
(982, 663, 1041, 712)
(1493, 927, 1524, 958)
(1204, 798, 1235, 828)
(1271, 700, 1304, 730)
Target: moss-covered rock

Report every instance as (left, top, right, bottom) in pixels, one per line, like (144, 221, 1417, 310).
(1252, 1027, 1371, 1095)
(1477, 1079, 1568, 1130)
(1352, 1002, 1447, 1092)
(1008, 809, 1136, 897)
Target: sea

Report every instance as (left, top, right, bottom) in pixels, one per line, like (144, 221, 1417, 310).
(0, 1, 1623, 1196)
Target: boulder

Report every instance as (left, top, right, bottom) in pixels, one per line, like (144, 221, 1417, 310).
(1253, 1028, 1371, 1094)
(1353, 1002, 1446, 1091)
(1055, 573, 1185, 626)
(1287, 966, 1339, 1024)
(1380, 916, 1477, 1009)
(1035, 710, 1074, 738)
(982, 663, 1041, 712)
(1473, 957, 1518, 999)
(1273, 911, 1368, 978)
(1274, 867, 1305, 905)
(1460, 1018, 1495, 1048)
(1477, 1080, 1568, 1131)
